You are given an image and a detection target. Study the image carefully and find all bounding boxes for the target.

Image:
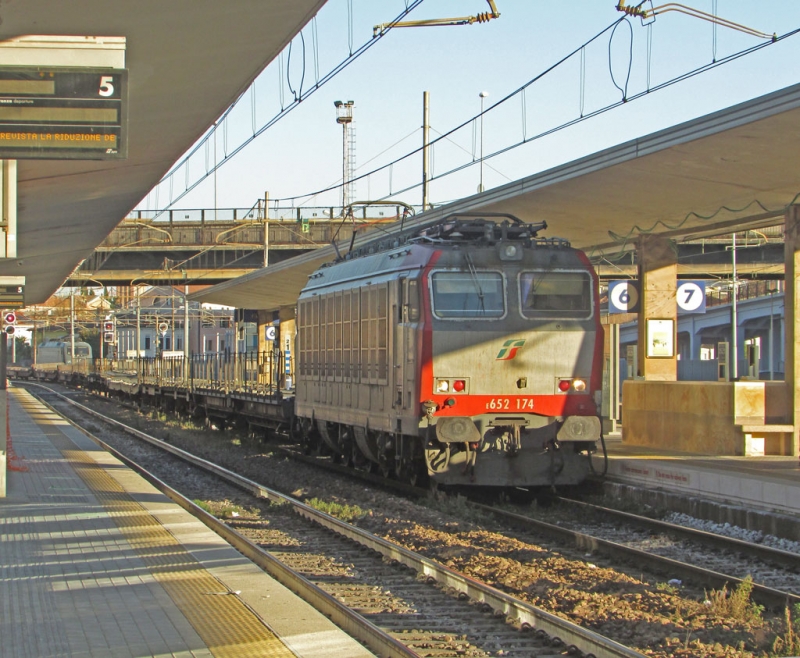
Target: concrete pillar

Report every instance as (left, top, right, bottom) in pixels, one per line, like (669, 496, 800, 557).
(636, 234, 677, 380)
(279, 306, 296, 389)
(256, 309, 271, 355)
(784, 205, 800, 433)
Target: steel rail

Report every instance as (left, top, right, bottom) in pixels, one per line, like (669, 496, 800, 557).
(28, 385, 415, 658)
(473, 502, 800, 610)
(32, 383, 647, 658)
(559, 497, 800, 572)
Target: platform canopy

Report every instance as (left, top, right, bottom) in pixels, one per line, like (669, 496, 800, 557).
(0, 0, 327, 304)
(191, 82, 800, 311)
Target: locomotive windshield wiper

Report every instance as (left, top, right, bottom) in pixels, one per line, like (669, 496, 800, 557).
(465, 253, 486, 315)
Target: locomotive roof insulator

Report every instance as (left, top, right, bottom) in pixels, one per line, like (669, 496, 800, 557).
(339, 212, 561, 262)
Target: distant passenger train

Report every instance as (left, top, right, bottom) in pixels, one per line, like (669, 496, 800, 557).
(294, 213, 604, 488)
(37, 339, 93, 366)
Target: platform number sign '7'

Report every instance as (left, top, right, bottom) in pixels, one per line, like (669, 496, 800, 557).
(677, 281, 706, 314)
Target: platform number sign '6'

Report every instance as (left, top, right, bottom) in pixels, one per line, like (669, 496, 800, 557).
(608, 281, 640, 314)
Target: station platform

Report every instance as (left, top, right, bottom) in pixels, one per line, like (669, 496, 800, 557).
(595, 432, 800, 540)
(0, 386, 374, 658)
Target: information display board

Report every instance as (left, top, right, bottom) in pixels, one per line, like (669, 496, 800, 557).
(0, 67, 127, 160)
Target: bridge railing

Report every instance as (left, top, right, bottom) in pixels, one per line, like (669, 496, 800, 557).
(126, 205, 423, 223)
(99, 218, 385, 250)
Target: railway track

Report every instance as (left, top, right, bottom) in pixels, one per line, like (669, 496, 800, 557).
(259, 411, 800, 610)
(232, 410, 800, 611)
(30, 383, 646, 658)
(474, 499, 800, 610)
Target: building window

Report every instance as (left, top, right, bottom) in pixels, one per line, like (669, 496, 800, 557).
(145, 336, 151, 350)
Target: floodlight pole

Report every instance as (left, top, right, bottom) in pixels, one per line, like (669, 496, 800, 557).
(479, 91, 488, 193)
(422, 91, 430, 211)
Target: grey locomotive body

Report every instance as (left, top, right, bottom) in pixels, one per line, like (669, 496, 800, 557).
(295, 214, 603, 488)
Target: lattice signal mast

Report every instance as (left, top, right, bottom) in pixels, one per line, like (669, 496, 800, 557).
(334, 100, 356, 214)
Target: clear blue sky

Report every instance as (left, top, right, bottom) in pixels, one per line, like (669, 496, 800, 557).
(138, 0, 800, 215)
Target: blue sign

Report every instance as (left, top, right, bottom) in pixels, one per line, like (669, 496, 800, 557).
(608, 280, 640, 314)
(677, 280, 706, 314)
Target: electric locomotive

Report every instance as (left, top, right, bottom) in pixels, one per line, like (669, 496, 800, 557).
(294, 213, 603, 488)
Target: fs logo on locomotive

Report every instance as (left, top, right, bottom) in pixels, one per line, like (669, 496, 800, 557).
(496, 339, 526, 360)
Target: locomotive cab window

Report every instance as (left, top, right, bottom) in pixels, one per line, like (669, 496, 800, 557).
(431, 271, 505, 319)
(519, 271, 591, 319)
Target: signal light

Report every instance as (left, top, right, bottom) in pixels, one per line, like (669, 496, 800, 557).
(104, 321, 114, 332)
(4, 325, 14, 335)
(4, 311, 16, 325)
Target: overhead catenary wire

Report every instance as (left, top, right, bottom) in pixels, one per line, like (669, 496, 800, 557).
(276, 16, 633, 204)
(274, 20, 798, 208)
(586, 193, 800, 264)
(429, 126, 512, 182)
(608, 19, 633, 100)
(146, 0, 427, 217)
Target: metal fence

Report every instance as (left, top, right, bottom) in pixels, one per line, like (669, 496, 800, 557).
(105, 350, 290, 394)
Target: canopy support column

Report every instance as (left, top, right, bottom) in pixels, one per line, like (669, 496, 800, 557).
(636, 234, 678, 381)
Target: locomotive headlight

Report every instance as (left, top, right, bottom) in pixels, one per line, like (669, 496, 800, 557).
(572, 378, 586, 392)
(436, 379, 450, 393)
(498, 242, 522, 261)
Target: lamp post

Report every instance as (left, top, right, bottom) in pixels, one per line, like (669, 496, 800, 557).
(478, 91, 488, 193)
(70, 289, 75, 365)
(731, 232, 738, 380)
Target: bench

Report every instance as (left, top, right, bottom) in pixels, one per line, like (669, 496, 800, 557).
(737, 424, 796, 456)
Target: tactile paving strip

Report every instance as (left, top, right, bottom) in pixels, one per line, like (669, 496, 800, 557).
(34, 401, 296, 658)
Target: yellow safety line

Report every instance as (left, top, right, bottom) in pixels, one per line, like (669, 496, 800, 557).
(24, 397, 295, 658)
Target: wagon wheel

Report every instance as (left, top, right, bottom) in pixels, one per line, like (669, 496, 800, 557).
(298, 418, 320, 455)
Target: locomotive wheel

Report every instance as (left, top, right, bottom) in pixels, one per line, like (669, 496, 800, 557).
(398, 459, 426, 487)
(379, 459, 393, 479)
(351, 443, 371, 472)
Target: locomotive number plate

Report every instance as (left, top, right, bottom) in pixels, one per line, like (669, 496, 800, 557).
(485, 398, 534, 411)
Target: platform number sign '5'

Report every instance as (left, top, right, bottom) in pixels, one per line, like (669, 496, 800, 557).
(608, 281, 640, 314)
